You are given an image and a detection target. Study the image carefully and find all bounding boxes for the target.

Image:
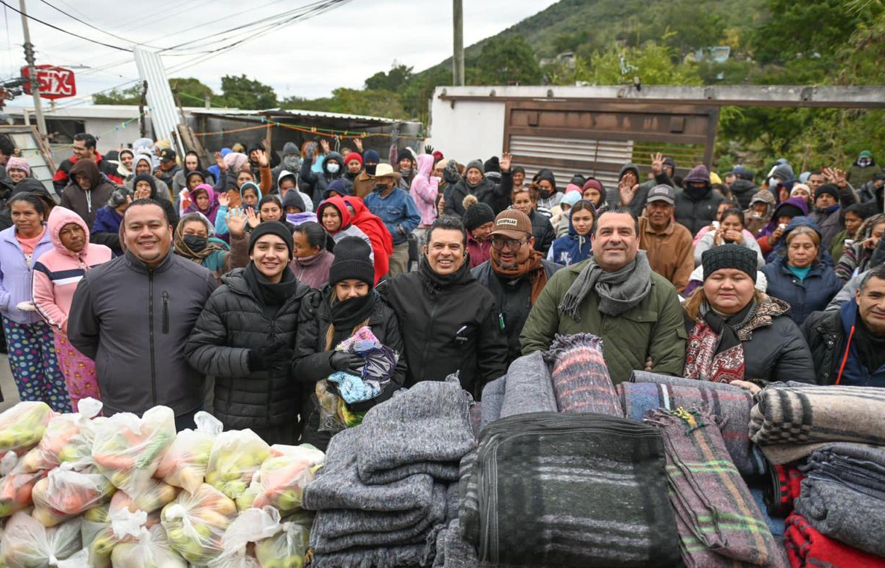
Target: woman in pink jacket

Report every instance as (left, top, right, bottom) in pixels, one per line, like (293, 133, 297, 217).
(33, 207, 112, 409)
(410, 153, 439, 244)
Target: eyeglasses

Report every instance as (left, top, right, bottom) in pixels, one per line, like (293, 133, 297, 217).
(491, 236, 528, 251)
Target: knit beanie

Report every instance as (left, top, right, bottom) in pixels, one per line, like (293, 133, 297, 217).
(771, 163, 795, 181)
(815, 183, 840, 202)
(345, 152, 363, 166)
(432, 151, 444, 163)
(363, 150, 381, 164)
(397, 149, 413, 165)
(248, 221, 294, 259)
(582, 178, 604, 193)
(702, 244, 757, 282)
(565, 183, 582, 195)
(329, 236, 375, 287)
(484, 157, 501, 174)
(777, 203, 804, 220)
(462, 196, 496, 231)
(6, 157, 29, 176)
(465, 159, 484, 176)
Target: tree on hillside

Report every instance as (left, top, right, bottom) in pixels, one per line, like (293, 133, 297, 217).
(93, 77, 215, 106)
(365, 64, 414, 92)
(282, 88, 408, 120)
(219, 75, 278, 109)
(475, 35, 543, 85)
(578, 42, 702, 86)
(93, 85, 142, 105)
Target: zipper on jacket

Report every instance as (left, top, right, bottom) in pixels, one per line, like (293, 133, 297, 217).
(148, 272, 158, 405)
(162, 291, 169, 334)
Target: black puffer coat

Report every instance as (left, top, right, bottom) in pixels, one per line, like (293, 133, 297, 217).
(446, 173, 510, 216)
(185, 268, 318, 437)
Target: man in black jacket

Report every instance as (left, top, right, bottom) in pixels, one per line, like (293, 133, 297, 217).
(472, 210, 561, 364)
(68, 199, 218, 429)
(185, 222, 316, 443)
(380, 215, 508, 398)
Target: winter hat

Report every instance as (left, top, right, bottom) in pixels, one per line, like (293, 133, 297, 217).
(798, 172, 811, 184)
(815, 184, 840, 203)
(709, 172, 723, 186)
(432, 151, 444, 163)
(363, 150, 381, 164)
(329, 236, 375, 287)
(582, 178, 604, 193)
(535, 168, 557, 190)
(397, 149, 413, 165)
(465, 159, 484, 175)
(702, 244, 757, 282)
(565, 183, 582, 195)
(484, 157, 501, 174)
(771, 163, 795, 182)
(6, 157, 29, 176)
(282, 190, 306, 213)
(344, 152, 363, 166)
(462, 195, 496, 231)
(248, 221, 294, 259)
(683, 165, 711, 186)
(324, 178, 354, 199)
(108, 187, 132, 208)
(560, 191, 583, 209)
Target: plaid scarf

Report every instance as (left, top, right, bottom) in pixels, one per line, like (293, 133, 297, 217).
(490, 249, 548, 305)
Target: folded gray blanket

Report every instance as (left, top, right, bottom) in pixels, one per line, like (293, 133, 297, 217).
(545, 333, 622, 416)
(803, 443, 885, 501)
(357, 379, 475, 485)
(749, 383, 885, 464)
(310, 530, 443, 568)
(795, 475, 885, 558)
(499, 351, 557, 418)
(620, 374, 763, 476)
(480, 376, 506, 431)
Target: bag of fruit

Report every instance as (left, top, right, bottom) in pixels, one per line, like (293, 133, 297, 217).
(155, 412, 222, 493)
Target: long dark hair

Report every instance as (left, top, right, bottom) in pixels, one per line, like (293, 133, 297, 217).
(293, 221, 331, 253)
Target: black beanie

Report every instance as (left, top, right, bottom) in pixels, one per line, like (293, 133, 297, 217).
(397, 149, 413, 165)
(777, 204, 804, 220)
(815, 183, 840, 202)
(701, 244, 757, 282)
(483, 156, 501, 174)
(248, 221, 294, 259)
(463, 201, 496, 231)
(329, 236, 375, 286)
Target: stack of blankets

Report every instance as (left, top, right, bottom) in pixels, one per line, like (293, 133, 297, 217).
(750, 383, 885, 567)
(303, 380, 473, 568)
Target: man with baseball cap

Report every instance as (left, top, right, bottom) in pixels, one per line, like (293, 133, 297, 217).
(156, 148, 181, 190)
(639, 184, 695, 293)
(472, 209, 561, 364)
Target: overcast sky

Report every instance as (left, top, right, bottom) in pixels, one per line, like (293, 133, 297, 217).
(0, 0, 558, 108)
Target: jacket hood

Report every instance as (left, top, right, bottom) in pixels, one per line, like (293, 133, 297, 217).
(783, 215, 822, 239)
(69, 159, 103, 190)
(773, 197, 810, 219)
(133, 154, 153, 172)
(730, 178, 757, 194)
(536, 168, 557, 191)
(619, 163, 640, 181)
(223, 152, 248, 172)
(239, 181, 262, 202)
(47, 206, 91, 258)
(416, 154, 434, 177)
(12, 178, 52, 199)
(749, 189, 776, 207)
(133, 173, 159, 199)
(683, 165, 711, 186)
(282, 142, 300, 156)
(317, 195, 352, 232)
(324, 178, 354, 199)
(322, 152, 344, 177)
(282, 189, 306, 212)
(277, 169, 298, 186)
(191, 183, 216, 207)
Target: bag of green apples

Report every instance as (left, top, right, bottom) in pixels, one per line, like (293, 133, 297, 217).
(251, 444, 324, 515)
(156, 412, 222, 494)
(205, 430, 269, 500)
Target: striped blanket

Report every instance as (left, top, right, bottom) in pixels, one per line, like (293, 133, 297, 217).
(749, 384, 885, 464)
(459, 412, 680, 568)
(619, 373, 763, 475)
(784, 513, 885, 568)
(645, 408, 787, 568)
(545, 333, 622, 416)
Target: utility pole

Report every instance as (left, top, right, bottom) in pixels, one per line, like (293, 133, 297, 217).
(18, 0, 47, 139)
(452, 0, 464, 86)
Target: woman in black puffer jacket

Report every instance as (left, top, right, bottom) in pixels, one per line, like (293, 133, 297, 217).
(185, 222, 319, 444)
(293, 236, 406, 451)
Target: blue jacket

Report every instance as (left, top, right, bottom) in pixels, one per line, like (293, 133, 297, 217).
(765, 215, 836, 268)
(92, 206, 122, 236)
(0, 224, 54, 324)
(761, 216, 843, 326)
(548, 209, 592, 266)
(364, 188, 421, 246)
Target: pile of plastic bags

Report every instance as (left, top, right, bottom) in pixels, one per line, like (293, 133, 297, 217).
(0, 399, 324, 568)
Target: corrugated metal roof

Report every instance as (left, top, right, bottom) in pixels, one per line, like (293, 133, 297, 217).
(190, 107, 406, 125)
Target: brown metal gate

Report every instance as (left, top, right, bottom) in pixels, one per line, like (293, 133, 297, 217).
(502, 100, 719, 189)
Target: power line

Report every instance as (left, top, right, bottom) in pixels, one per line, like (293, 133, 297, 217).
(36, 0, 165, 49)
(0, 0, 132, 52)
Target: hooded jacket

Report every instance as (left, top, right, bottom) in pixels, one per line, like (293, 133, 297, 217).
(53, 150, 121, 193)
(761, 217, 843, 326)
(446, 159, 509, 217)
(528, 208, 556, 256)
(215, 182, 263, 237)
(757, 196, 810, 255)
(33, 207, 112, 334)
(745, 190, 777, 237)
(674, 165, 724, 235)
(171, 155, 215, 195)
(90, 206, 124, 256)
(729, 178, 759, 210)
(185, 267, 317, 434)
(132, 174, 179, 229)
(60, 160, 117, 230)
(125, 155, 172, 202)
(271, 142, 303, 191)
(847, 153, 882, 187)
(379, 259, 508, 398)
(605, 163, 674, 217)
(300, 151, 344, 205)
(549, 206, 593, 266)
(68, 249, 218, 416)
(186, 183, 222, 227)
(278, 170, 313, 212)
(342, 196, 392, 283)
(316, 196, 375, 265)
(410, 154, 439, 227)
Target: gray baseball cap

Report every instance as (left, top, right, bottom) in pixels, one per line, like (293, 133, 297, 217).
(646, 184, 675, 205)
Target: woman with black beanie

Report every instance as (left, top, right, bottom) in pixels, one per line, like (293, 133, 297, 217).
(293, 236, 406, 450)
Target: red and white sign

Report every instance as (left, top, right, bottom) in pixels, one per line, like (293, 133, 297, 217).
(21, 65, 77, 99)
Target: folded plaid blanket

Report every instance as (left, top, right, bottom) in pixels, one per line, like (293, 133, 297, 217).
(619, 376, 763, 475)
(785, 513, 885, 568)
(545, 333, 622, 416)
(357, 379, 475, 485)
(794, 475, 885, 557)
(763, 464, 804, 517)
(645, 408, 786, 568)
(479, 376, 506, 431)
(499, 351, 557, 418)
(802, 443, 885, 501)
(460, 412, 680, 568)
(749, 384, 885, 464)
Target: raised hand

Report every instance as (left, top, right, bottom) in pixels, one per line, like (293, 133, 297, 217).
(257, 150, 269, 168)
(245, 206, 260, 229)
(319, 139, 331, 155)
(500, 152, 513, 173)
(618, 178, 639, 205)
(227, 207, 247, 237)
(650, 152, 664, 176)
(353, 138, 363, 153)
(215, 151, 227, 171)
(217, 192, 230, 208)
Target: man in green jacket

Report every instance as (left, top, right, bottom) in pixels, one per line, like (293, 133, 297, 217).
(520, 206, 687, 384)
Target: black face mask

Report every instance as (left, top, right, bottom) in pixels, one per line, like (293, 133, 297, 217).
(539, 189, 553, 199)
(183, 235, 208, 253)
(374, 183, 390, 193)
(365, 164, 377, 176)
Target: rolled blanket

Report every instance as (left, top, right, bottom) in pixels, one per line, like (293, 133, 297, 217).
(460, 412, 680, 568)
(545, 333, 621, 416)
(645, 408, 785, 568)
(794, 475, 885, 557)
(499, 351, 557, 417)
(618, 378, 762, 475)
(749, 383, 885, 464)
(480, 376, 505, 431)
(784, 513, 885, 568)
(763, 463, 804, 517)
(802, 443, 885, 501)
(357, 379, 475, 485)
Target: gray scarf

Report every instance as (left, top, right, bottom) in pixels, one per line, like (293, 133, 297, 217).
(558, 250, 652, 320)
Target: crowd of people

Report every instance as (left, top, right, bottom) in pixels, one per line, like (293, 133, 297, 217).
(0, 130, 883, 444)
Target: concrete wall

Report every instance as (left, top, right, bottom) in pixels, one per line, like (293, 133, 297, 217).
(427, 97, 505, 165)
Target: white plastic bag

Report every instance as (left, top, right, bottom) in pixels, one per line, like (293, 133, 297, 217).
(207, 506, 282, 568)
(155, 412, 222, 493)
(20, 398, 102, 473)
(251, 444, 324, 515)
(88, 507, 148, 568)
(92, 406, 176, 494)
(31, 467, 116, 526)
(205, 429, 270, 500)
(254, 512, 313, 568)
(112, 478, 179, 514)
(111, 524, 188, 568)
(0, 458, 44, 518)
(0, 402, 54, 459)
(0, 512, 81, 568)
(160, 483, 237, 566)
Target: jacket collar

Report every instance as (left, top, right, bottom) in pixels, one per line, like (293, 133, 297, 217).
(225, 267, 310, 308)
(124, 248, 175, 274)
(642, 216, 675, 236)
(3, 224, 51, 246)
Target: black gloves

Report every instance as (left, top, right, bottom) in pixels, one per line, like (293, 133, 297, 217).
(330, 352, 364, 374)
(248, 339, 293, 374)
